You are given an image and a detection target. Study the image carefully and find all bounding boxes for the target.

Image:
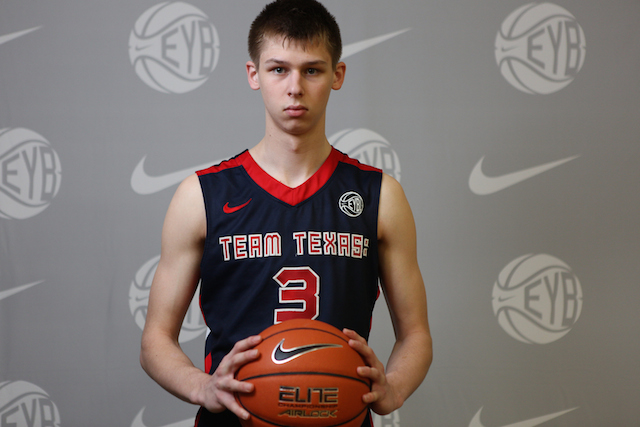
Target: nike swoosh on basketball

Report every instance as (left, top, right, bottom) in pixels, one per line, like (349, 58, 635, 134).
(129, 30, 410, 195)
(272, 339, 342, 364)
(0, 281, 43, 302)
(0, 27, 41, 46)
(469, 407, 578, 427)
(223, 199, 252, 214)
(131, 407, 193, 427)
(469, 155, 579, 195)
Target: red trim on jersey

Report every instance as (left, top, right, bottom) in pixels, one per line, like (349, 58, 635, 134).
(240, 149, 339, 205)
(197, 148, 381, 205)
(196, 155, 242, 176)
(337, 150, 382, 173)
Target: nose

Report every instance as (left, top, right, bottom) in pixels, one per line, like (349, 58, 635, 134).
(288, 71, 304, 97)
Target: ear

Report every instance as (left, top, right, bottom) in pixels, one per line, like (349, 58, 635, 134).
(246, 61, 260, 90)
(332, 61, 346, 90)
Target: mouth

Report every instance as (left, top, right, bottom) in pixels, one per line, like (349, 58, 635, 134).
(284, 105, 307, 117)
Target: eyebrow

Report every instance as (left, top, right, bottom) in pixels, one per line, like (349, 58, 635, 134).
(263, 58, 329, 67)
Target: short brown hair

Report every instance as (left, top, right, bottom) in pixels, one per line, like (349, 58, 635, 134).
(248, 0, 342, 69)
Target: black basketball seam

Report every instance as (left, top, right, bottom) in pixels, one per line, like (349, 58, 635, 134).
(262, 326, 350, 344)
(238, 371, 371, 388)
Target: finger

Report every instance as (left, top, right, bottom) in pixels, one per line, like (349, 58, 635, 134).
(357, 365, 385, 382)
(231, 334, 263, 354)
(218, 392, 252, 421)
(342, 328, 366, 343)
(219, 336, 262, 374)
(218, 377, 255, 394)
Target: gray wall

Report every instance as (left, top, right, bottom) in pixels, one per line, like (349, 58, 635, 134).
(1, 0, 638, 426)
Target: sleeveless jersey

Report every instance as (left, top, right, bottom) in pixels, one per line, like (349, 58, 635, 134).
(194, 148, 381, 427)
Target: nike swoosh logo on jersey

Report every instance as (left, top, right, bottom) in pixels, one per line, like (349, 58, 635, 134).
(469, 155, 579, 195)
(272, 339, 342, 364)
(131, 407, 193, 427)
(129, 30, 410, 195)
(223, 199, 252, 214)
(469, 407, 577, 427)
(0, 27, 41, 46)
(0, 281, 43, 302)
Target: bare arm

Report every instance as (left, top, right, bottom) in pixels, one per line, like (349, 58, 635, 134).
(139, 174, 260, 420)
(346, 173, 432, 415)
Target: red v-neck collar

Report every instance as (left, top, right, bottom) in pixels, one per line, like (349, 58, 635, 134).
(237, 148, 342, 206)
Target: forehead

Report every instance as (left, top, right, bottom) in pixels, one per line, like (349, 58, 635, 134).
(258, 35, 332, 66)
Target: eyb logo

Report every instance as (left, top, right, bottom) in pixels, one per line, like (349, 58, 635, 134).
(492, 253, 583, 344)
(495, 2, 586, 94)
(129, 1, 220, 94)
(0, 381, 61, 427)
(0, 128, 62, 220)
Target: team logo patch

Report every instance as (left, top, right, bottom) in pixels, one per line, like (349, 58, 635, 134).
(338, 191, 364, 218)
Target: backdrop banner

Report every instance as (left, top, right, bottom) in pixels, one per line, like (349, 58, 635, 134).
(1, 1, 638, 426)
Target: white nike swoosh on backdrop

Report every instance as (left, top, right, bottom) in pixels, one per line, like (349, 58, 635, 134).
(469, 407, 578, 427)
(469, 155, 579, 195)
(0, 27, 41, 46)
(130, 156, 223, 195)
(0, 281, 43, 302)
(131, 408, 194, 427)
(130, 29, 411, 195)
(341, 28, 411, 59)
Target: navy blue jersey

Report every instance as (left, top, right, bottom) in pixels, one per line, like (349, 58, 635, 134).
(194, 148, 381, 426)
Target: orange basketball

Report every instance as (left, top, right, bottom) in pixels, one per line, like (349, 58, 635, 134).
(236, 319, 370, 427)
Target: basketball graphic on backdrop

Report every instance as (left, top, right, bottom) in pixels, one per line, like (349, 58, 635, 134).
(129, 1, 220, 94)
(492, 253, 583, 344)
(330, 129, 401, 182)
(0, 128, 61, 220)
(0, 381, 61, 426)
(129, 255, 206, 343)
(495, 2, 586, 94)
(236, 319, 370, 427)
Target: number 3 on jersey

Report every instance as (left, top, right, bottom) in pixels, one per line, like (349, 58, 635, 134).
(273, 266, 319, 323)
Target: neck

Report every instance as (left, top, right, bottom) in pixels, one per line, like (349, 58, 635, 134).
(249, 132, 332, 188)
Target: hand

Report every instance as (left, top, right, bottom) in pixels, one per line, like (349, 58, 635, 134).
(343, 328, 401, 416)
(198, 335, 262, 420)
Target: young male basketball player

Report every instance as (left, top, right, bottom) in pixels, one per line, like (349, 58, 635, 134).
(140, 1, 432, 426)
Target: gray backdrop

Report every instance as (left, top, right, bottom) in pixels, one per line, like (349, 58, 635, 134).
(1, 0, 639, 426)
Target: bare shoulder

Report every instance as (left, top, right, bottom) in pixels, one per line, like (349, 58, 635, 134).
(378, 173, 415, 242)
(163, 173, 206, 244)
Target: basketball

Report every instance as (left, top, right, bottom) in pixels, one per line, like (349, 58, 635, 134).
(235, 319, 370, 427)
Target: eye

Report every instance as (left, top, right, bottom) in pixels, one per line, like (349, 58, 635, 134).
(273, 67, 285, 74)
(306, 68, 318, 75)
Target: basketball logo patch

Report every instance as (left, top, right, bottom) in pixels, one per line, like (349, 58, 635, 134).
(129, 1, 220, 94)
(492, 253, 583, 344)
(495, 2, 586, 94)
(339, 191, 364, 218)
(0, 128, 62, 220)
